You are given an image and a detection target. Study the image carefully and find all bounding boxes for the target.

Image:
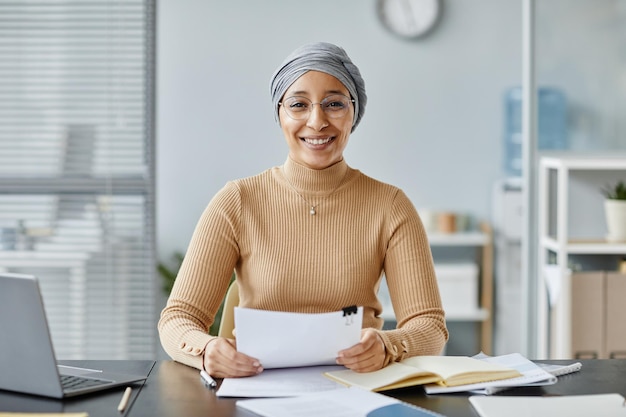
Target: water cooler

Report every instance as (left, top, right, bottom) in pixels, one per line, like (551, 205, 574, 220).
(503, 87, 568, 176)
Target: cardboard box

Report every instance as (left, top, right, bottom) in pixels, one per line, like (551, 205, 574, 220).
(571, 271, 605, 359)
(605, 273, 626, 359)
(435, 263, 479, 315)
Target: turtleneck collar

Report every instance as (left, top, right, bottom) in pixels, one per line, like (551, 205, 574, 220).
(281, 156, 350, 196)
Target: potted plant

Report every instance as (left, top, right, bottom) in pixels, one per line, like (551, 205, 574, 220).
(158, 251, 185, 295)
(602, 180, 626, 242)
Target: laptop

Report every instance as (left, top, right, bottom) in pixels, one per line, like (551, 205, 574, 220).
(0, 272, 147, 398)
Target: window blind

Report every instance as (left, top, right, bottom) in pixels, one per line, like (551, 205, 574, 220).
(0, 0, 156, 359)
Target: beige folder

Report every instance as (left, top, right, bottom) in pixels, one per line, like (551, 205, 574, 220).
(571, 271, 604, 359)
(605, 272, 626, 359)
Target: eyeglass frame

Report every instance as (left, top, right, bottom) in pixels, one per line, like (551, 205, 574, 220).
(278, 94, 355, 120)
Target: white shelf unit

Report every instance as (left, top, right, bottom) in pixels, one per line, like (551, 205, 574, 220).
(380, 223, 494, 354)
(537, 155, 626, 359)
(433, 223, 493, 354)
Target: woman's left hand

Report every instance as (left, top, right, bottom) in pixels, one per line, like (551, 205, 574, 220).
(336, 329, 385, 372)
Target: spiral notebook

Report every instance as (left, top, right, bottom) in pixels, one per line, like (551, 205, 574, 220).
(535, 361, 582, 377)
(423, 353, 562, 395)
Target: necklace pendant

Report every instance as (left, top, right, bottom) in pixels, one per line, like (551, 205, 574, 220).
(310, 206, 316, 216)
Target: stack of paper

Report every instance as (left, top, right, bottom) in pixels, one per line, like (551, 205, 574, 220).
(423, 353, 564, 394)
(217, 365, 347, 398)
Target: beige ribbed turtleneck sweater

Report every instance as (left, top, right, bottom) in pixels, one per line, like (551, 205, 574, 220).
(158, 157, 448, 370)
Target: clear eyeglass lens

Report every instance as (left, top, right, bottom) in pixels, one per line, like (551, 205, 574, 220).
(282, 95, 352, 119)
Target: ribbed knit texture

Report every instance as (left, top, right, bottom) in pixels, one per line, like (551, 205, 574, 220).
(158, 157, 448, 370)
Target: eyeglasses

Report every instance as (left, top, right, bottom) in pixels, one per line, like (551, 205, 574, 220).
(279, 94, 354, 120)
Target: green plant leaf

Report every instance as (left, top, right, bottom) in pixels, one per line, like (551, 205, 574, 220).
(602, 180, 626, 200)
(157, 251, 184, 295)
(157, 252, 235, 336)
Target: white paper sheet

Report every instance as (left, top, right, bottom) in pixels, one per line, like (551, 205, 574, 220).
(234, 306, 363, 369)
(216, 365, 347, 398)
(543, 264, 571, 307)
(236, 386, 398, 417)
(470, 393, 626, 417)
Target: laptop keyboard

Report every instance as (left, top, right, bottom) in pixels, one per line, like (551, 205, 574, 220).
(61, 374, 112, 391)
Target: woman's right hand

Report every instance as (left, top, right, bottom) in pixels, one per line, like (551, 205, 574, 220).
(202, 337, 263, 378)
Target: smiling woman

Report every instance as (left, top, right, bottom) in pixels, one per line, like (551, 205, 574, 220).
(277, 71, 354, 170)
(158, 41, 448, 380)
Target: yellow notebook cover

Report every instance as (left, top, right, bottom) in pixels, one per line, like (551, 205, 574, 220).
(324, 356, 522, 392)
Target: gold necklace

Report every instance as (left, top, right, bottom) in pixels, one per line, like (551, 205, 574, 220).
(281, 167, 349, 216)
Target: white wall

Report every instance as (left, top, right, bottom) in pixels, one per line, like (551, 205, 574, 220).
(156, 0, 523, 260)
(535, 0, 626, 151)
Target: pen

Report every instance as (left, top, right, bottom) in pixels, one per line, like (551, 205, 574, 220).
(117, 386, 132, 413)
(200, 369, 217, 388)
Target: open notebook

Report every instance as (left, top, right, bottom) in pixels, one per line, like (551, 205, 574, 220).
(324, 355, 522, 391)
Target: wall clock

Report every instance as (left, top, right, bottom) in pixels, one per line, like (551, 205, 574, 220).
(376, 0, 442, 39)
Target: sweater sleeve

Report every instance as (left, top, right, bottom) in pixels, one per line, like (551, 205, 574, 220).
(377, 190, 448, 364)
(158, 182, 241, 370)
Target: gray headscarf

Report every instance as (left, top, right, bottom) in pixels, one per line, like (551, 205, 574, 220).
(269, 42, 367, 133)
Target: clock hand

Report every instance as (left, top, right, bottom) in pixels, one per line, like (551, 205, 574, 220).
(401, 0, 418, 32)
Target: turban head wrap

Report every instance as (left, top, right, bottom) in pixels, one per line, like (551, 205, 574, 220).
(269, 42, 367, 133)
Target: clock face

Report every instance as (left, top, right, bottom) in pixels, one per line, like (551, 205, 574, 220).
(377, 0, 441, 39)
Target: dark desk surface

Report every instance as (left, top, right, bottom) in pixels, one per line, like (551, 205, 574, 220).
(2, 359, 625, 417)
(131, 359, 626, 417)
(0, 360, 155, 417)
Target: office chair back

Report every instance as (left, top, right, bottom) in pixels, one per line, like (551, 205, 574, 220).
(218, 280, 239, 338)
